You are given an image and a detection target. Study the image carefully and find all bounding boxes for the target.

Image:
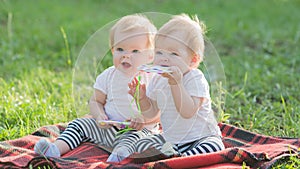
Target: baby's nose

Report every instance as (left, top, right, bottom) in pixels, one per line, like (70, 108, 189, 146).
(122, 55, 131, 59)
(162, 57, 168, 62)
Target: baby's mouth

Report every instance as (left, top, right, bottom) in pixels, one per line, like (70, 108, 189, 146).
(121, 62, 132, 68)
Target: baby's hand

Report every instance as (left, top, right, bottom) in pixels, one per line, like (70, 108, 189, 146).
(161, 66, 183, 85)
(128, 115, 145, 131)
(128, 76, 147, 101)
(96, 114, 111, 129)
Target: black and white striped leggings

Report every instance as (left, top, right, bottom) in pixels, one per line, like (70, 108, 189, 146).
(57, 118, 151, 153)
(136, 134, 225, 156)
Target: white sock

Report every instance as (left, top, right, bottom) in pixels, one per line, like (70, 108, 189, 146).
(106, 148, 131, 163)
(34, 139, 60, 157)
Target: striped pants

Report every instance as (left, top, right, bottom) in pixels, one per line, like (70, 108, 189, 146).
(136, 134, 225, 156)
(57, 118, 151, 153)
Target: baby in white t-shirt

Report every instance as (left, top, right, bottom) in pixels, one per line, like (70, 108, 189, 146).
(128, 14, 225, 159)
(34, 14, 159, 162)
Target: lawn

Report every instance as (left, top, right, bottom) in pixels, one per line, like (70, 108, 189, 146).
(0, 0, 299, 168)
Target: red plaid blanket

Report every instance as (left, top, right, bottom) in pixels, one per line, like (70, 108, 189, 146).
(0, 123, 299, 169)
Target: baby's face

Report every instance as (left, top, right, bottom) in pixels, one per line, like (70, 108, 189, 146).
(154, 33, 193, 74)
(112, 30, 152, 76)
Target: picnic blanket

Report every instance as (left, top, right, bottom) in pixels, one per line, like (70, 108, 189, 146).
(0, 123, 299, 169)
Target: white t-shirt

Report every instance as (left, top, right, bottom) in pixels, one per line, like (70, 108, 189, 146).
(93, 66, 158, 132)
(147, 69, 221, 144)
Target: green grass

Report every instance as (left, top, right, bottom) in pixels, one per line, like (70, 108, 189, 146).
(0, 0, 299, 168)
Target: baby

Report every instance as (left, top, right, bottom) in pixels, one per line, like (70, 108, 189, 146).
(34, 14, 159, 162)
(128, 14, 225, 159)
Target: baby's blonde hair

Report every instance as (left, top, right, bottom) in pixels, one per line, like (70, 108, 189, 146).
(156, 14, 206, 68)
(110, 14, 157, 49)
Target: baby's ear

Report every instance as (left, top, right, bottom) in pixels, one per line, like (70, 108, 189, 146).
(191, 53, 198, 62)
(190, 53, 200, 67)
(111, 48, 114, 55)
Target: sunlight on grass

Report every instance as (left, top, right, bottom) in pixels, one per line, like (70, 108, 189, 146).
(0, 68, 76, 140)
(0, 0, 299, 167)
(60, 26, 72, 68)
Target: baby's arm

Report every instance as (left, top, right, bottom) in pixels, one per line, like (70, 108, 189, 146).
(162, 66, 202, 119)
(89, 89, 109, 127)
(170, 84, 204, 118)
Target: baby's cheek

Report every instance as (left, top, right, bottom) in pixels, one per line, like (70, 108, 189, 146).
(135, 56, 148, 65)
(112, 56, 120, 66)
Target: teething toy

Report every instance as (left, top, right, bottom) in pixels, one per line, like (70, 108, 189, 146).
(137, 64, 172, 74)
(98, 120, 131, 129)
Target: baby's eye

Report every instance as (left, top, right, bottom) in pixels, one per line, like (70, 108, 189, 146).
(132, 49, 140, 53)
(156, 51, 163, 55)
(116, 48, 124, 52)
(171, 52, 179, 56)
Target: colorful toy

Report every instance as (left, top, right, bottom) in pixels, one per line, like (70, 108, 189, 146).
(98, 120, 131, 129)
(137, 64, 172, 74)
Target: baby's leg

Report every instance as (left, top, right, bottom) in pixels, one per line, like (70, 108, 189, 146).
(107, 128, 151, 163)
(34, 118, 118, 157)
(34, 138, 62, 157)
(57, 118, 117, 149)
(135, 134, 165, 153)
(181, 136, 225, 156)
(135, 134, 179, 157)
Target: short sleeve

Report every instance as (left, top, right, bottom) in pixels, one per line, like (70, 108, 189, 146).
(93, 66, 114, 94)
(185, 69, 210, 99)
